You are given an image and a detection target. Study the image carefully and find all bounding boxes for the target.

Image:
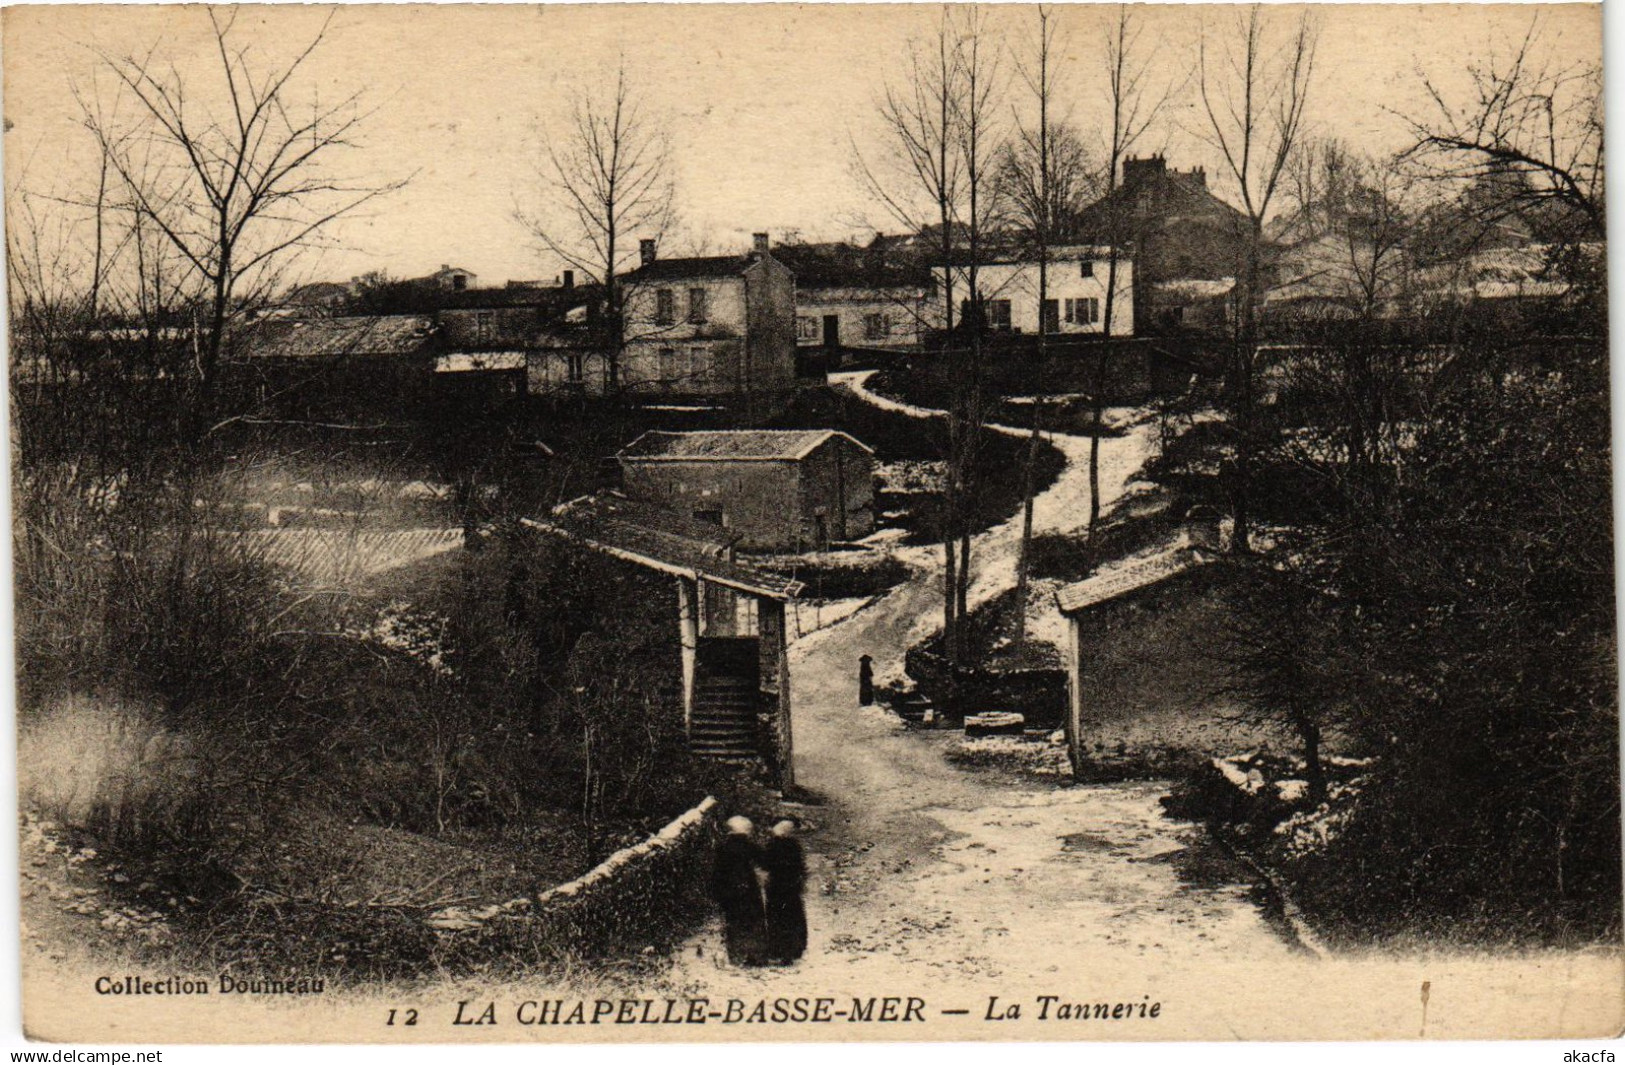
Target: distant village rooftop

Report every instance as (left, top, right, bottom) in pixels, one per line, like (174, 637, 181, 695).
(240, 314, 435, 359)
(619, 234, 779, 282)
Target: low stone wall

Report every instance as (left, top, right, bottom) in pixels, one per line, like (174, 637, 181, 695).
(426, 796, 718, 956)
(904, 646, 1067, 728)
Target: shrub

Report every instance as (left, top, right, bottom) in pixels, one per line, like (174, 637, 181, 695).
(18, 692, 229, 873)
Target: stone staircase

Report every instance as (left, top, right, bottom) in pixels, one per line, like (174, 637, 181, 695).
(691, 638, 761, 763)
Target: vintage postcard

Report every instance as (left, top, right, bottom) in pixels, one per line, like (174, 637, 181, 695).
(6, 1, 1620, 1046)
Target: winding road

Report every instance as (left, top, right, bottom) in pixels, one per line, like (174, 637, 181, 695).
(664, 371, 1297, 999)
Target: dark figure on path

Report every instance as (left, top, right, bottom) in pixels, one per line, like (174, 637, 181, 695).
(762, 819, 808, 965)
(712, 816, 767, 966)
(858, 654, 874, 706)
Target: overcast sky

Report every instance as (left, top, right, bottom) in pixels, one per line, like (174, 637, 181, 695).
(2, 3, 1601, 289)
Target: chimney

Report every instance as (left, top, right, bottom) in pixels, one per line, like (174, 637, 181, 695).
(1121, 155, 1166, 188)
(640, 239, 657, 266)
(561, 269, 574, 289)
(752, 232, 770, 256)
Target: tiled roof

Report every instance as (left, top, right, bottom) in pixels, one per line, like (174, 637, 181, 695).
(1073, 167, 1247, 237)
(773, 243, 933, 290)
(240, 315, 435, 360)
(619, 429, 875, 463)
(621, 255, 757, 282)
(1055, 546, 1212, 615)
(527, 491, 802, 600)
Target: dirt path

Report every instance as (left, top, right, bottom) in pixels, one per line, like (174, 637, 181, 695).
(662, 372, 1296, 995)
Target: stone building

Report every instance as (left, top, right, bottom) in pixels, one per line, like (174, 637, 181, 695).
(618, 429, 876, 551)
(1072, 155, 1250, 334)
(426, 264, 477, 292)
(1054, 523, 1236, 780)
(612, 234, 797, 401)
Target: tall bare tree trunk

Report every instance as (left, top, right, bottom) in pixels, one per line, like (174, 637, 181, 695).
(1013, 6, 1055, 652)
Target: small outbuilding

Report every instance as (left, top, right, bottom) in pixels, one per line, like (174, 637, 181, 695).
(617, 429, 876, 551)
(1055, 532, 1234, 780)
(526, 490, 804, 785)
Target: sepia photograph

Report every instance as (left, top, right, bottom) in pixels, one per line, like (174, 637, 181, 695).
(4, 1, 1619, 1046)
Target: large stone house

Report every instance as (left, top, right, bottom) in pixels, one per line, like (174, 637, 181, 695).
(1072, 155, 1250, 334)
(617, 429, 876, 551)
(610, 234, 797, 401)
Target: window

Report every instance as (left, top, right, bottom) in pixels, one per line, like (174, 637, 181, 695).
(863, 313, 890, 340)
(566, 353, 585, 383)
(1080, 260, 1095, 278)
(796, 316, 818, 341)
(1064, 298, 1101, 326)
(658, 346, 677, 381)
(689, 346, 708, 383)
(452, 274, 467, 291)
(986, 299, 1012, 332)
(694, 507, 725, 526)
(735, 595, 759, 637)
(474, 311, 494, 343)
(655, 289, 675, 325)
(687, 287, 708, 324)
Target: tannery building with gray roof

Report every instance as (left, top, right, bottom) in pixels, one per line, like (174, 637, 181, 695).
(617, 429, 876, 551)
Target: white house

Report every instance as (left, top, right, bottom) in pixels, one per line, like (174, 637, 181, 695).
(934, 245, 1134, 337)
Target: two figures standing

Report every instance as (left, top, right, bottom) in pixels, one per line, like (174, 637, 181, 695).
(711, 816, 807, 967)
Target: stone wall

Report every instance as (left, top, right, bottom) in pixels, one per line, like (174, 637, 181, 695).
(904, 646, 1067, 729)
(426, 796, 718, 956)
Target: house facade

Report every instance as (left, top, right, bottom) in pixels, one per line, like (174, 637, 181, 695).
(932, 245, 1134, 337)
(775, 242, 934, 351)
(618, 429, 876, 551)
(613, 235, 797, 399)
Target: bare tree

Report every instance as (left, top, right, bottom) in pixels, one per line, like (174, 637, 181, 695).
(1195, 4, 1318, 552)
(519, 63, 675, 395)
(79, 9, 401, 447)
(999, 7, 1100, 650)
(857, 8, 964, 340)
(857, 8, 973, 663)
(1087, 4, 1174, 548)
(1281, 142, 1420, 320)
(1403, 18, 1603, 245)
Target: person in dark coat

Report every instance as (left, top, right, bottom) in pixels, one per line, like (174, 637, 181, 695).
(762, 818, 808, 965)
(858, 655, 875, 706)
(712, 816, 767, 966)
